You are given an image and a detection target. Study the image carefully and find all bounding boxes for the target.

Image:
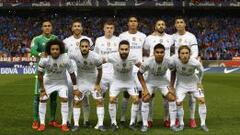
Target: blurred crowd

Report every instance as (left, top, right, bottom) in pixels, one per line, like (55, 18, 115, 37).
(1, 0, 240, 5)
(0, 15, 239, 60)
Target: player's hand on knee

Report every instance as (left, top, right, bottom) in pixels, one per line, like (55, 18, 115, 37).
(40, 88, 48, 101)
(167, 93, 176, 101)
(73, 85, 78, 91)
(94, 84, 102, 93)
(142, 89, 150, 102)
(168, 85, 175, 94)
(73, 90, 82, 100)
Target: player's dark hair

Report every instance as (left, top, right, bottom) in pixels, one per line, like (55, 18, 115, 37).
(104, 19, 115, 26)
(175, 16, 185, 23)
(119, 40, 130, 48)
(71, 18, 82, 26)
(45, 39, 65, 55)
(154, 43, 165, 51)
(42, 19, 52, 26)
(155, 19, 165, 26)
(128, 15, 138, 22)
(80, 38, 90, 46)
(178, 45, 191, 55)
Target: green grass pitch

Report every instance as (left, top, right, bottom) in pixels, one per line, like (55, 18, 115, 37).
(0, 73, 239, 135)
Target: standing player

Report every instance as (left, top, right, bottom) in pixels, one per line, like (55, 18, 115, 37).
(172, 16, 199, 128)
(70, 39, 105, 132)
(169, 45, 208, 132)
(106, 40, 141, 131)
(143, 19, 174, 128)
(118, 16, 146, 125)
(63, 19, 93, 127)
(37, 39, 77, 132)
(31, 20, 60, 129)
(137, 44, 178, 132)
(94, 20, 120, 94)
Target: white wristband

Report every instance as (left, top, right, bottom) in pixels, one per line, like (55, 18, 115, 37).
(73, 85, 78, 90)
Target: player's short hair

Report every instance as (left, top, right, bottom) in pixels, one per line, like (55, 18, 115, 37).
(71, 18, 82, 26)
(178, 45, 191, 55)
(80, 38, 90, 46)
(128, 15, 138, 22)
(45, 39, 65, 55)
(42, 19, 52, 26)
(119, 40, 130, 48)
(175, 16, 185, 22)
(104, 19, 115, 26)
(155, 19, 165, 25)
(154, 43, 165, 51)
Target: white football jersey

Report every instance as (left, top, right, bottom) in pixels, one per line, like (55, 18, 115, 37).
(63, 35, 93, 55)
(107, 53, 140, 81)
(69, 51, 102, 81)
(139, 56, 171, 86)
(172, 31, 198, 58)
(94, 35, 120, 74)
(38, 53, 74, 80)
(169, 55, 204, 89)
(119, 31, 146, 62)
(144, 33, 173, 58)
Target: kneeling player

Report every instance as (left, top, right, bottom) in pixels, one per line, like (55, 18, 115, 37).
(38, 39, 77, 132)
(170, 45, 208, 132)
(137, 43, 178, 132)
(70, 39, 106, 132)
(106, 40, 141, 131)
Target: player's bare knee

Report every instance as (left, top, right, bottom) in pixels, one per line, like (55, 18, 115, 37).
(176, 101, 182, 106)
(96, 99, 104, 107)
(132, 97, 139, 104)
(40, 100, 47, 103)
(73, 99, 81, 107)
(60, 97, 68, 102)
(198, 98, 205, 104)
(109, 97, 117, 104)
(167, 93, 176, 102)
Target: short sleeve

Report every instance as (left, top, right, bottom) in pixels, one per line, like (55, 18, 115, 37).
(65, 55, 75, 74)
(139, 60, 149, 74)
(38, 58, 46, 72)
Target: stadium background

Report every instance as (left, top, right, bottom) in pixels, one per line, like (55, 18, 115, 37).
(0, 0, 240, 135)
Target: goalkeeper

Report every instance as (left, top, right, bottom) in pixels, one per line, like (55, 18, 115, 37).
(31, 20, 60, 129)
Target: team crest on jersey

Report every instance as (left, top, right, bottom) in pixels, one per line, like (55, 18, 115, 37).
(132, 37, 136, 41)
(184, 39, 187, 44)
(76, 42, 80, 47)
(107, 42, 110, 47)
(159, 39, 163, 43)
(83, 61, 88, 65)
(179, 38, 182, 43)
(122, 63, 126, 67)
